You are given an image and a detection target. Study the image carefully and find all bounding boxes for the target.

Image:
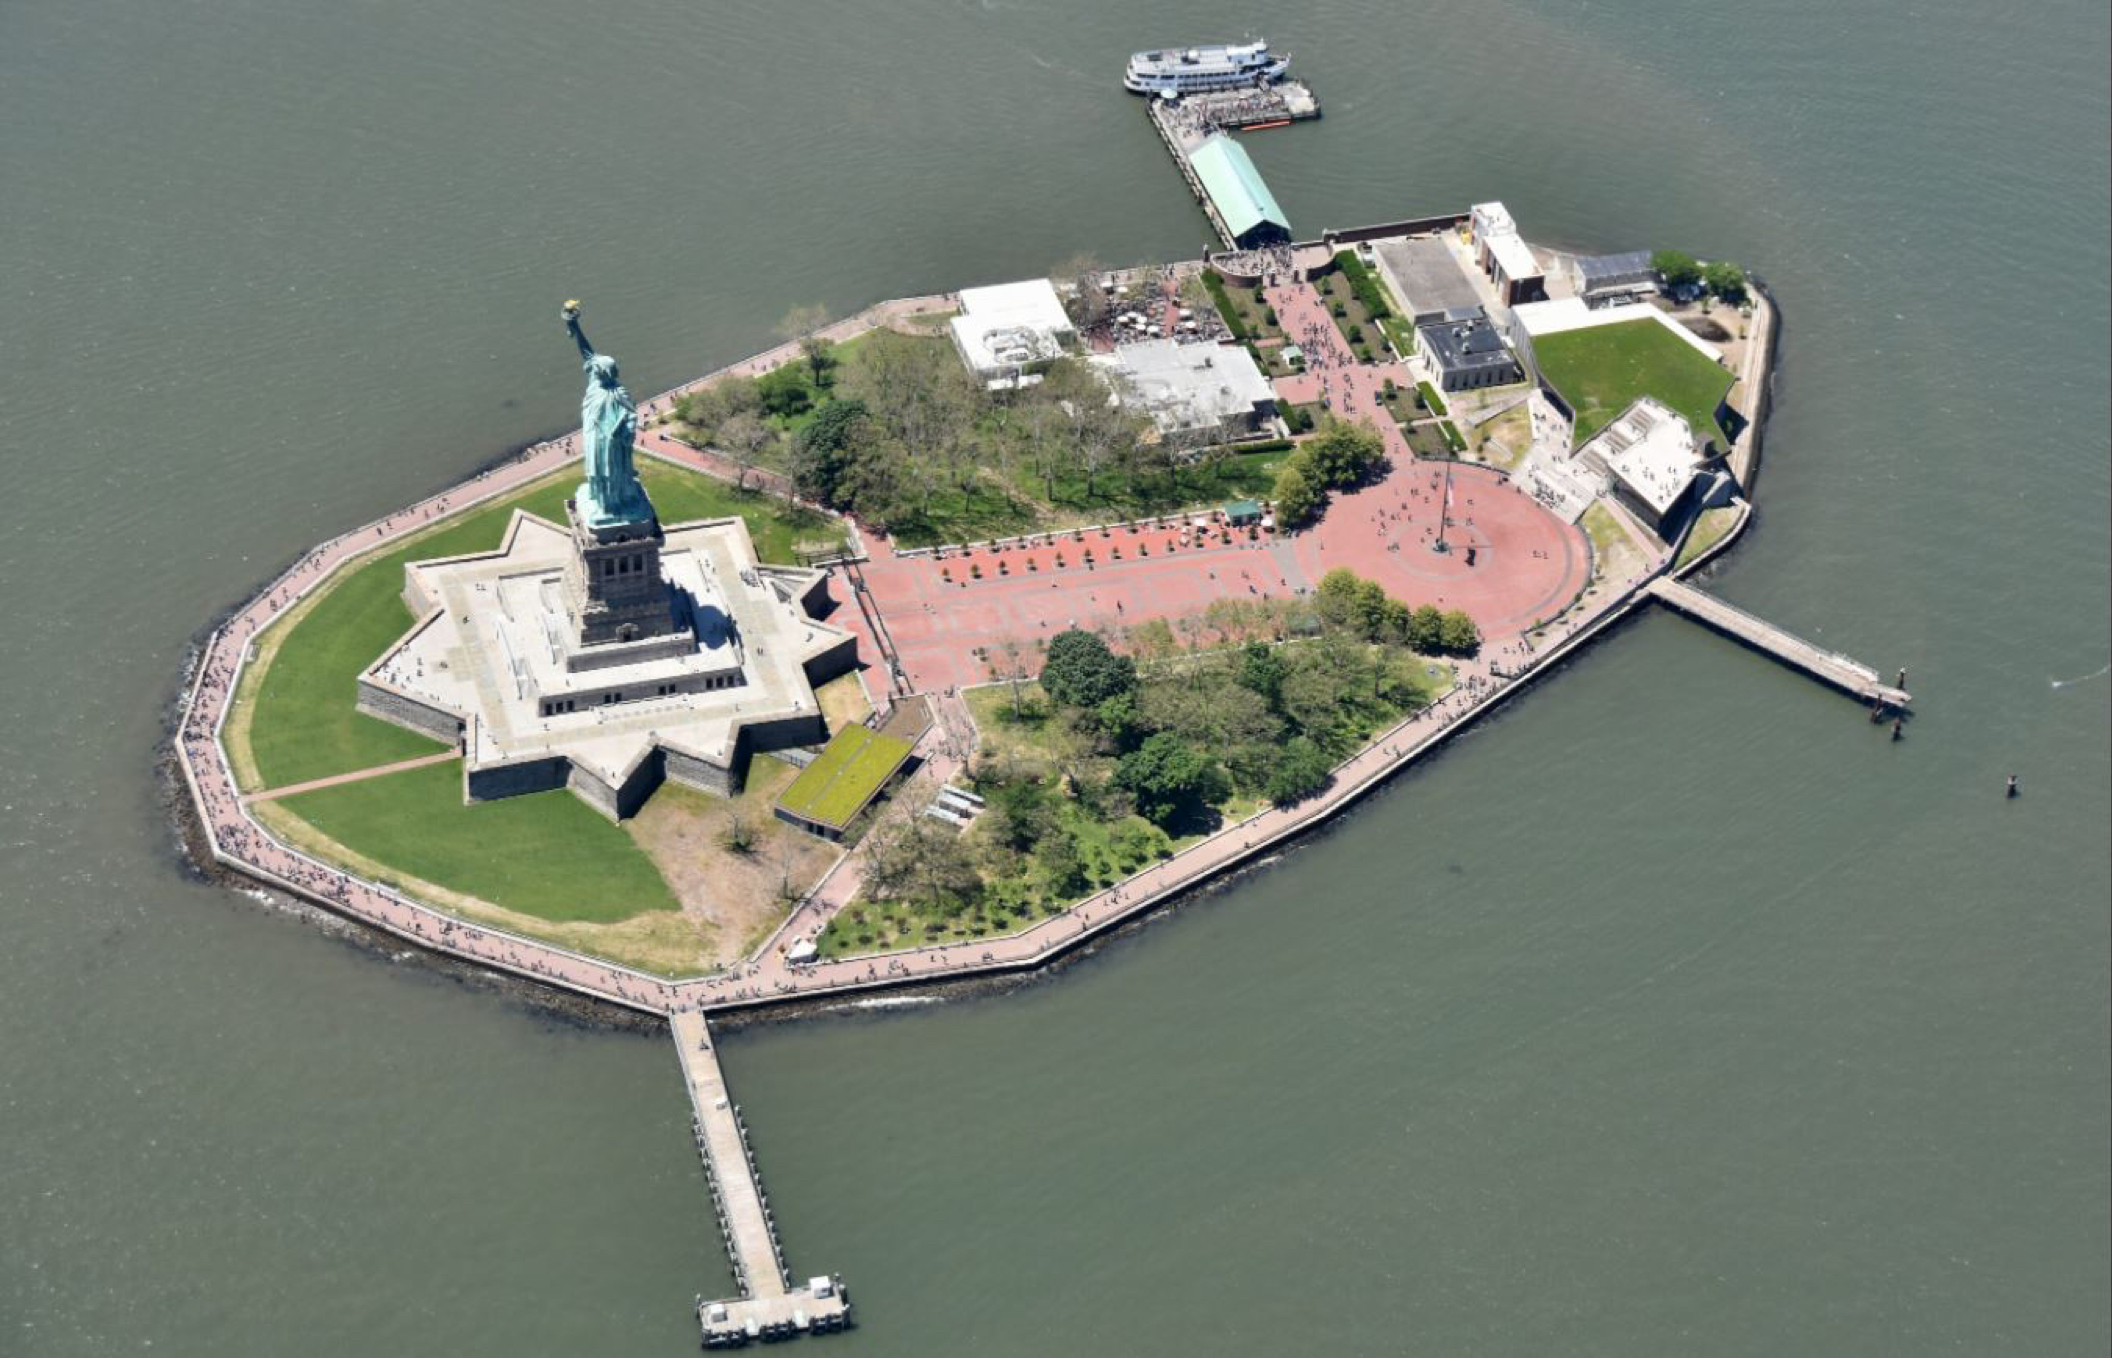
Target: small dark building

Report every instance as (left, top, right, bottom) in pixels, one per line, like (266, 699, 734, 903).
(1572, 250, 1658, 305)
(1415, 308, 1524, 393)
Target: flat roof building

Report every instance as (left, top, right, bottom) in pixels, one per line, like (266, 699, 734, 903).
(1576, 397, 1704, 532)
(1415, 308, 1524, 392)
(1468, 200, 1548, 306)
(1572, 250, 1658, 304)
(1188, 133, 1292, 249)
(1374, 235, 1482, 323)
(1091, 338, 1277, 448)
(949, 279, 1075, 387)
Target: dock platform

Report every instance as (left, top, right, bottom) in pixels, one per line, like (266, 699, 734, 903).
(671, 1010, 851, 1347)
(1646, 576, 1911, 707)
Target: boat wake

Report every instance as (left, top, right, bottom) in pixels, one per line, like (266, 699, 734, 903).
(2050, 663, 2110, 689)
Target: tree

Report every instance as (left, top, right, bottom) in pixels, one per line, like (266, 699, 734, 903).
(715, 411, 775, 489)
(1264, 737, 1333, 806)
(1236, 640, 1285, 706)
(1651, 250, 1702, 291)
(791, 398, 872, 507)
(1039, 827, 1089, 896)
(992, 780, 1057, 853)
(1408, 604, 1445, 653)
(1701, 260, 1747, 303)
(1271, 461, 1321, 528)
(776, 304, 836, 385)
(1039, 628, 1136, 709)
(757, 364, 812, 418)
(864, 818, 982, 915)
(1114, 732, 1229, 829)
(719, 815, 756, 855)
(1301, 419, 1386, 488)
(842, 436, 911, 527)
(1439, 609, 1481, 656)
(1052, 253, 1110, 329)
(674, 375, 761, 442)
(1316, 567, 1365, 627)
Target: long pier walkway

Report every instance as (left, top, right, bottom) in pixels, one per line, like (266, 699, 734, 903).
(670, 1010, 850, 1347)
(1646, 576, 1911, 707)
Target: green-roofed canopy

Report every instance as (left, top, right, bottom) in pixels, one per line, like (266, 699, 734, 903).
(1188, 134, 1291, 249)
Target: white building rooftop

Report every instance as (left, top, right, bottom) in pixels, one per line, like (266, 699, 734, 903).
(949, 278, 1074, 377)
(1484, 229, 1541, 281)
(1579, 398, 1702, 516)
(1090, 338, 1275, 439)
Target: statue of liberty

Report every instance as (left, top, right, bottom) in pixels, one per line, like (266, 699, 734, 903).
(561, 301, 653, 527)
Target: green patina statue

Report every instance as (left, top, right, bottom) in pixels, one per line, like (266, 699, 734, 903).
(561, 301, 653, 528)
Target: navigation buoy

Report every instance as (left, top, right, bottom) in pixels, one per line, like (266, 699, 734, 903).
(2006, 774, 2019, 799)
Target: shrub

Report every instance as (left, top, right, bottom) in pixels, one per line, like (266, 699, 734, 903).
(1200, 270, 1250, 342)
(1331, 250, 1395, 319)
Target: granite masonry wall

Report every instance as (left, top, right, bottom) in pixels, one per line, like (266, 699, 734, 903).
(465, 754, 568, 802)
(357, 682, 463, 744)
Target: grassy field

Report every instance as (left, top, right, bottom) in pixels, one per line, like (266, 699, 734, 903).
(236, 459, 839, 792)
(1674, 504, 1743, 569)
(277, 760, 681, 924)
(1531, 318, 1734, 448)
(1581, 501, 1652, 587)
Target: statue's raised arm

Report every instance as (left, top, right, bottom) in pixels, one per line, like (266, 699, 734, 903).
(561, 299, 594, 363)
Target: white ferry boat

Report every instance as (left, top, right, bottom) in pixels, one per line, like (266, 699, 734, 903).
(1124, 40, 1288, 96)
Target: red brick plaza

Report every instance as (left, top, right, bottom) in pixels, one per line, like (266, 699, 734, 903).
(835, 278, 1589, 695)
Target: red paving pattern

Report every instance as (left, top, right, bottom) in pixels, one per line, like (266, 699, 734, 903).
(841, 271, 1587, 693)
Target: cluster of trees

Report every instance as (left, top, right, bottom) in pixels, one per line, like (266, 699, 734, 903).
(780, 335, 1152, 533)
(848, 576, 1470, 941)
(671, 306, 842, 487)
(1650, 250, 1748, 303)
(1271, 418, 1388, 527)
(1315, 567, 1479, 654)
(1030, 582, 1454, 824)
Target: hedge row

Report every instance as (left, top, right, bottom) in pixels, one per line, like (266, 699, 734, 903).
(1201, 269, 1250, 343)
(1416, 380, 1449, 418)
(1331, 250, 1395, 321)
(1437, 421, 1466, 452)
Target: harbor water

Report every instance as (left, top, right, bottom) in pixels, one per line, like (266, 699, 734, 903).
(2, 0, 2106, 1353)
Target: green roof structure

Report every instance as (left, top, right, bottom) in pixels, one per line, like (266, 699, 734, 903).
(1223, 498, 1264, 524)
(775, 724, 916, 836)
(1187, 134, 1291, 249)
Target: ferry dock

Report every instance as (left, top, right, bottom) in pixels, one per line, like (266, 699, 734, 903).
(671, 1010, 851, 1347)
(1646, 575, 1913, 709)
(1146, 82, 1316, 249)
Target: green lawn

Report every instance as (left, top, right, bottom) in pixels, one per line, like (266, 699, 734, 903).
(278, 760, 680, 923)
(1674, 504, 1743, 569)
(240, 459, 839, 790)
(1530, 318, 1734, 449)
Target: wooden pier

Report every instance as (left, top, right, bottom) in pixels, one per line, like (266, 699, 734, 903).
(1646, 576, 1911, 707)
(671, 1010, 851, 1347)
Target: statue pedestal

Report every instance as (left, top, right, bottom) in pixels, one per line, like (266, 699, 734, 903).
(561, 500, 689, 672)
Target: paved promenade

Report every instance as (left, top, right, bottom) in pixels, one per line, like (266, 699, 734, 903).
(174, 288, 1665, 1021)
